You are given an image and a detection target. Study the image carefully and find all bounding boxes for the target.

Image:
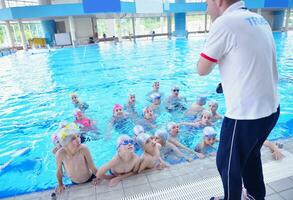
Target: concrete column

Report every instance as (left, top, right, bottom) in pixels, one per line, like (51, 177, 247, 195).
(174, 13, 187, 37)
(38, 0, 55, 45)
(204, 13, 207, 32)
(1, 0, 15, 47)
(0, 0, 5, 8)
(132, 16, 136, 43)
(173, 0, 186, 37)
(167, 15, 172, 39)
(18, 20, 28, 51)
(68, 16, 76, 47)
(285, 9, 291, 32)
(160, 15, 165, 33)
(41, 20, 56, 46)
(272, 10, 285, 31)
(5, 21, 15, 47)
(91, 17, 98, 39)
(257, 9, 262, 15)
(116, 15, 122, 42)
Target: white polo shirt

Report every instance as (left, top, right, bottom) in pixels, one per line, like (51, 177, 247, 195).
(201, 1, 279, 120)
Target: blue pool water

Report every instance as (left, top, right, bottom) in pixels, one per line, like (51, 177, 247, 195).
(0, 32, 292, 198)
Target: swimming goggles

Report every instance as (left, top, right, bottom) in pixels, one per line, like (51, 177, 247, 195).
(117, 139, 134, 149)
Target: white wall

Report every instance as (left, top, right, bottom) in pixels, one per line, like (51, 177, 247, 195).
(51, 0, 81, 4)
(55, 17, 94, 45)
(75, 17, 94, 43)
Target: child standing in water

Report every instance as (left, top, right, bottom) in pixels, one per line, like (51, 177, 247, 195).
(124, 94, 137, 116)
(185, 95, 207, 118)
(71, 93, 89, 112)
(194, 127, 218, 157)
(167, 122, 204, 159)
(149, 93, 162, 114)
(208, 101, 222, 122)
(180, 110, 213, 128)
(97, 135, 140, 187)
(137, 133, 167, 172)
(155, 129, 193, 162)
(166, 86, 187, 112)
(147, 81, 164, 101)
(74, 109, 97, 133)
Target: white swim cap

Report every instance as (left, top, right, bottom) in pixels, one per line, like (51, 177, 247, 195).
(155, 129, 169, 143)
(133, 125, 144, 137)
(167, 122, 177, 132)
(203, 127, 217, 137)
(136, 133, 151, 149)
(150, 92, 161, 101)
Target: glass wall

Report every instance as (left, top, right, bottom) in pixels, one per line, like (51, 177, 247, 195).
(186, 14, 211, 33)
(0, 21, 44, 47)
(3, 0, 38, 8)
(97, 15, 172, 39)
(289, 10, 293, 30)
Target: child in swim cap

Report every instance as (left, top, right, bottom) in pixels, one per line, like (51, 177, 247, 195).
(167, 122, 204, 159)
(194, 127, 218, 156)
(96, 135, 140, 187)
(74, 109, 97, 139)
(180, 110, 213, 128)
(166, 86, 187, 112)
(185, 95, 207, 118)
(124, 94, 137, 116)
(136, 133, 167, 172)
(106, 104, 130, 138)
(149, 93, 162, 113)
(71, 93, 89, 112)
(155, 129, 193, 162)
(208, 101, 222, 122)
(146, 81, 164, 102)
(139, 107, 156, 131)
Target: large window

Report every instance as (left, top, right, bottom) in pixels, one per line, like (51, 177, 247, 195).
(186, 14, 211, 32)
(3, 0, 38, 8)
(288, 10, 293, 30)
(0, 21, 44, 47)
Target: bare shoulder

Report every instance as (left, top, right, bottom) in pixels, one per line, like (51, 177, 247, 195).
(56, 148, 66, 157)
(79, 144, 89, 152)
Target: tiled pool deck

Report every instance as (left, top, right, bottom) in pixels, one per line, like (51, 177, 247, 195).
(3, 137, 293, 200)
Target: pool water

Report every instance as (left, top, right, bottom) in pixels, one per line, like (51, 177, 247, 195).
(0, 32, 292, 198)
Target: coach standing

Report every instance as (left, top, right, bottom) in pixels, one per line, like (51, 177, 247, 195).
(197, 1, 280, 200)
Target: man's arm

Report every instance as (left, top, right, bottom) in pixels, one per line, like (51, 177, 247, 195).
(197, 55, 216, 76)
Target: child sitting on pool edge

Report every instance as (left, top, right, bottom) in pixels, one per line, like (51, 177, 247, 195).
(55, 123, 103, 193)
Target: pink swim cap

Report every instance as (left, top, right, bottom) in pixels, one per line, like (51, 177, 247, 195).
(74, 109, 83, 117)
(113, 104, 122, 113)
